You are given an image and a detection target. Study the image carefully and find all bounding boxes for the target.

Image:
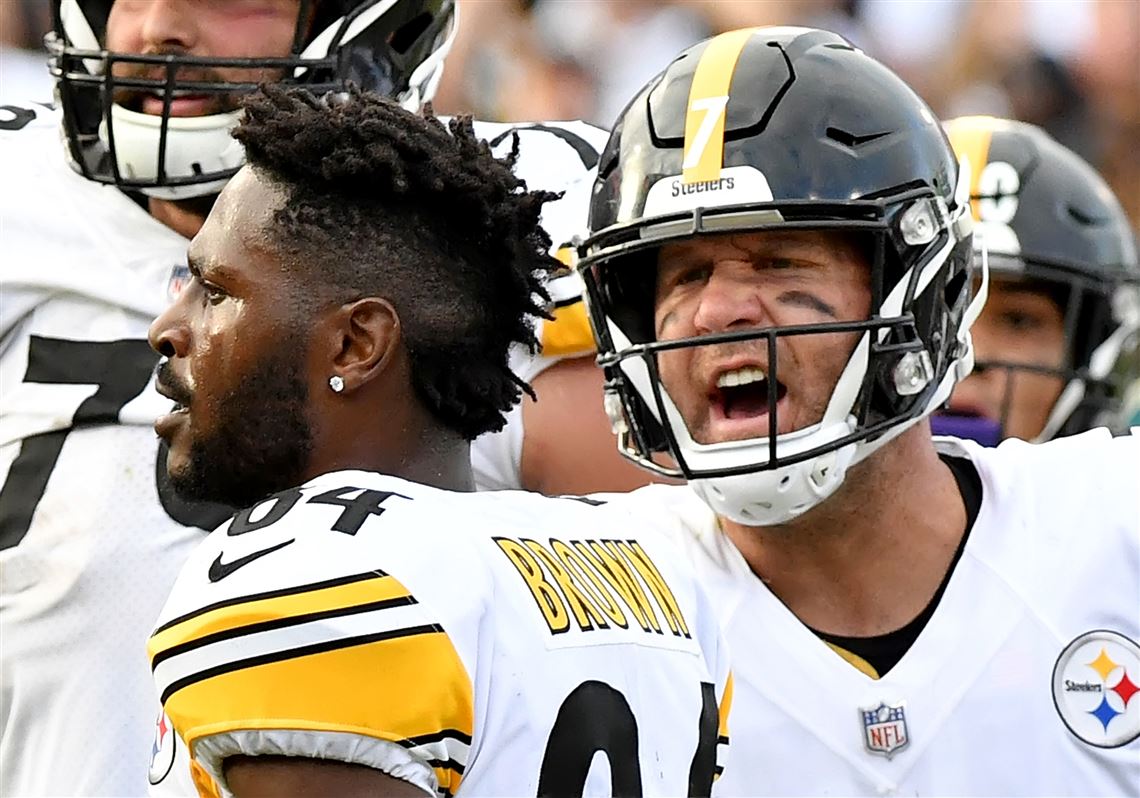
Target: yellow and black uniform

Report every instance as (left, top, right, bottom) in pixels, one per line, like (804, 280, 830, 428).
(149, 471, 731, 797)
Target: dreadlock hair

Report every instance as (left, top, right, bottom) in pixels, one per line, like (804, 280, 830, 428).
(233, 84, 560, 440)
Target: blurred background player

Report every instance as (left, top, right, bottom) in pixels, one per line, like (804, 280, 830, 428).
(0, 1, 612, 795)
(933, 115, 1139, 444)
(146, 84, 730, 797)
(580, 26, 1139, 795)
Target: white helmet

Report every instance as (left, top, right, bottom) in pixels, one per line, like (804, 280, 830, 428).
(47, 0, 457, 199)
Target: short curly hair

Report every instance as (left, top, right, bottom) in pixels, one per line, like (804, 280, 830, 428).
(233, 85, 560, 440)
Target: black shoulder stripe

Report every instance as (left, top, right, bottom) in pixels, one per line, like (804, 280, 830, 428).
(151, 594, 419, 670)
(552, 296, 584, 310)
(488, 124, 601, 170)
(400, 729, 475, 747)
(160, 623, 443, 705)
(425, 757, 466, 775)
(153, 570, 389, 635)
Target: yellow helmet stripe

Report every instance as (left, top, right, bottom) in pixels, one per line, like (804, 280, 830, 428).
(945, 116, 996, 222)
(682, 28, 758, 185)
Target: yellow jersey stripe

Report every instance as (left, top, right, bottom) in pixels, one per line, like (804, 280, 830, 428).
(164, 629, 473, 794)
(151, 594, 419, 670)
(541, 300, 596, 357)
(150, 571, 406, 659)
(153, 570, 388, 634)
(945, 116, 995, 222)
(683, 28, 758, 184)
(718, 671, 734, 739)
(825, 641, 880, 680)
(159, 622, 442, 705)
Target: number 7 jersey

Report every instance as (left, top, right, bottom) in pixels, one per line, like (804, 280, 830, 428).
(148, 471, 732, 797)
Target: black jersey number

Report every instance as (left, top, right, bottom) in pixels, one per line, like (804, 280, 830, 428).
(0, 336, 232, 551)
(537, 680, 719, 797)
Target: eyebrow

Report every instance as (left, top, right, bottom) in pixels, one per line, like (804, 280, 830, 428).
(777, 290, 837, 318)
(186, 252, 240, 285)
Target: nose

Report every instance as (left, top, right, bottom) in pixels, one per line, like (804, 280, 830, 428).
(691, 264, 770, 334)
(149, 299, 190, 359)
(138, 0, 198, 52)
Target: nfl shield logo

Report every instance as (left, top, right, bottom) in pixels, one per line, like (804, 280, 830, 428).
(167, 262, 191, 302)
(861, 700, 910, 758)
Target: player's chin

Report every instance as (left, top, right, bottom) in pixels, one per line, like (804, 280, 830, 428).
(155, 411, 195, 475)
(154, 406, 190, 444)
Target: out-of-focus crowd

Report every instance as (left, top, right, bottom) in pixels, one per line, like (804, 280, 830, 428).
(4, 0, 1136, 232)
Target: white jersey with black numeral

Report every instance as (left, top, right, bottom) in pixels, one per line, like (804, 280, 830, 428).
(0, 101, 605, 797)
(641, 428, 1140, 797)
(149, 471, 732, 797)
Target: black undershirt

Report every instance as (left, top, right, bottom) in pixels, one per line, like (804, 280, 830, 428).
(809, 454, 983, 678)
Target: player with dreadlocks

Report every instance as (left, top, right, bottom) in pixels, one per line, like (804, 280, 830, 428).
(2, 4, 639, 795)
(146, 86, 732, 798)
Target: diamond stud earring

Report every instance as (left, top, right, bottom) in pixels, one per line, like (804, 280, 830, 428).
(329, 375, 345, 393)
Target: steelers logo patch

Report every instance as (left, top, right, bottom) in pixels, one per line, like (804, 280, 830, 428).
(148, 710, 176, 784)
(1052, 630, 1140, 748)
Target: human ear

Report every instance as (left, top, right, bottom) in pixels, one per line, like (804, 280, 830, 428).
(325, 297, 402, 394)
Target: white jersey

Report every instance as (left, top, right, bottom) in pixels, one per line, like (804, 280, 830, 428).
(149, 471, 732, 797)
(641, 428, 1140, 797)
(0, 103, 604, 797)
(466, 120, 607, 490)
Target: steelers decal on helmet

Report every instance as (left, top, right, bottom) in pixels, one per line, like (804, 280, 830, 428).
(1052, 630, 1140, 748)
(147, 711, 176, 785)
(644, 28, 775, 218)
(682, 28, 757, 184)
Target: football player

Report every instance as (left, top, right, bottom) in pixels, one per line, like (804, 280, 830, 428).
(932, 115, 1140, 445)
(579, 27, 1140, 795)
(146, 84, 731, 797)
(0, 1, 635, 795)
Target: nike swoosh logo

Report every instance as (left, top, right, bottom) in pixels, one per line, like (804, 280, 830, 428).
(208, 539, 294, 582)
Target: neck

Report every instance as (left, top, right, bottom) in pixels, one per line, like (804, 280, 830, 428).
(307, 394, 476, 493)
(721, 422, 967, 637)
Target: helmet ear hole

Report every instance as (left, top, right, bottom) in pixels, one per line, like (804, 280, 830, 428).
(390, 12, 432, 53)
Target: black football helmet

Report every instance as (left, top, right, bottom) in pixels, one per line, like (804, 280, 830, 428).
(933, 116, 1140, 444)
(46, 0, 456, 198)
(579, 27, 984, 525)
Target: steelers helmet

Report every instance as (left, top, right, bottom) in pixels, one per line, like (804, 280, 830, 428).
(47, 0, 457, 199)
(935, 116, 1140, 443)
(579, 27, 984, 525)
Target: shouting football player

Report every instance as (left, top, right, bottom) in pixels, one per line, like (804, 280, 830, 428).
(0, 1, 641, 795)
(580, 26, 1140, 795)
(147, 84, 731, 797)
(933, 116, 1140, 445)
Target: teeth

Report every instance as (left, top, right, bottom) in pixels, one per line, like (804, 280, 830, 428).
(716, 366, 767, 388)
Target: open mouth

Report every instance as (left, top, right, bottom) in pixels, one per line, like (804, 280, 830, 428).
(705, 365, 789, 439)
